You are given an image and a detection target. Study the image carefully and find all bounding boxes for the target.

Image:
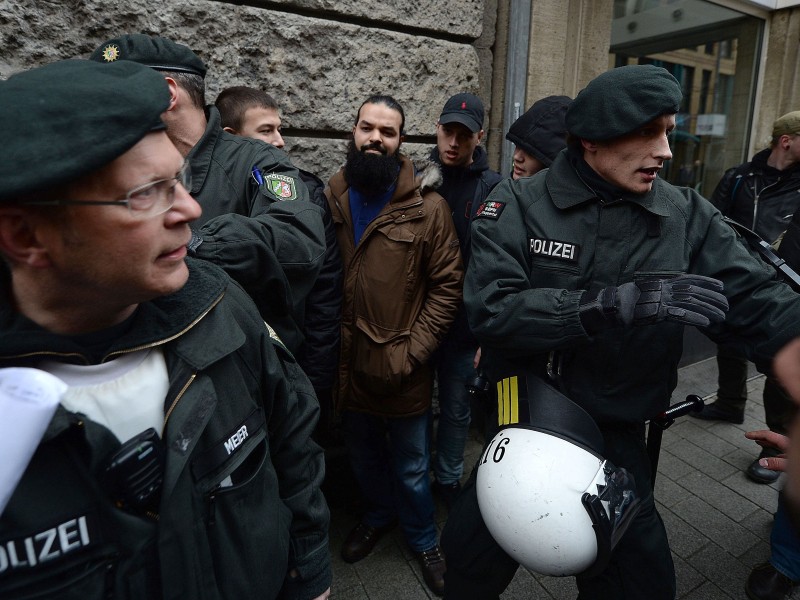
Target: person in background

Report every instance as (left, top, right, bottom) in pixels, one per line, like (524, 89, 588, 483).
(742, 427, 800, 600)
(326, 94, 463, 596)
(693, 111, 800, 485)
(0, 58, 331, 600)
(90, 34, 325, 354)
(505, 95, 571, 179)
(428, 92, 502, 509)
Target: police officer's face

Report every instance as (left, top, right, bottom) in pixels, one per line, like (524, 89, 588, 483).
(237, 106, 285, 149)
(34, 132, 202, 319)
(512, 146, 545, 180)
(582, 114, 675, 195)
(352, 103, 404, 157)
(437, 122, 482, 168)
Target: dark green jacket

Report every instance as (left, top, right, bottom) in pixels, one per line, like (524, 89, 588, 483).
(0, 259, 331, 600)
(466, 150, 800, 424)
(190, 107, 325, 354)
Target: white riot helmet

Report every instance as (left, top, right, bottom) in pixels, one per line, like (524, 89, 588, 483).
(476, 375, 640, 577)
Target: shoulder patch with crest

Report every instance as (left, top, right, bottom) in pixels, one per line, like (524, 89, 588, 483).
(474, 200, 506, 220)
(262, 173, 298, 201)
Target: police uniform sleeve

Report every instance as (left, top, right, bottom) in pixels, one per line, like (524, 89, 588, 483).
(465, 177, 587, 353)
(687, 195, 800, 368)
(190, 200, 326, 354)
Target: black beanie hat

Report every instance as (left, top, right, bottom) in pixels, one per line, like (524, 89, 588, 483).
(0, 59, 170, 202)
(506, 95, 571, 167)
(566, 65, 681, 141)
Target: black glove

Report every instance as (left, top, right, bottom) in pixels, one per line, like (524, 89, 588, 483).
(579, 274, 729, 334)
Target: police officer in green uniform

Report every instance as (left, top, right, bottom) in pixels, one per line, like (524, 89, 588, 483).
(0, 59, 331, 599)
(90, 34, 325, 353)
(441, 65, 800, 599)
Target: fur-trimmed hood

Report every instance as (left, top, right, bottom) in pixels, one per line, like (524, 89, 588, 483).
(412, 157, 443, 192)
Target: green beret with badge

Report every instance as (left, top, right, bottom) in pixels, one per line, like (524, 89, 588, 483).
(566, 64, 682, 141)
(0, 59, 170, 202)
(90, 33, 207, 78)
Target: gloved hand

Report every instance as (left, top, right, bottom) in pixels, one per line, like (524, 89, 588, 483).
(579, 274, 729, 334)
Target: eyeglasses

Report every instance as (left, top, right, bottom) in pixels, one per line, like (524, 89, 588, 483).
(27, 160, 192, 219)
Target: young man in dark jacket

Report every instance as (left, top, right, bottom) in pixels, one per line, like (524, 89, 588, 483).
(693, 111, 800, 484)
(90, 34, 326, 354)
(441, 65, 800, 600)
(0, 59, 330, 600)
(428, 93, 502, 508)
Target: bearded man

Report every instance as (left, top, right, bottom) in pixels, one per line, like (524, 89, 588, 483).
(324, 95, 464, 597)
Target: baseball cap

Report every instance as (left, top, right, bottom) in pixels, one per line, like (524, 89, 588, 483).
(439, 93, 485, 133)
(772, 111, 800, 138)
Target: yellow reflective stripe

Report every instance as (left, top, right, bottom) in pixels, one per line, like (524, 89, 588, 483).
(496, 376, 520, 426)
(510, 376, 519, 424)
(496, 380, 504, 425)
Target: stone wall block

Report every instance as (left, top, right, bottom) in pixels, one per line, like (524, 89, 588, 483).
(246, 0, 484, 39)
(0, 0, 479, 137)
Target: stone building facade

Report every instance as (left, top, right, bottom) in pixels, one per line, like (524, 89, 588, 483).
(1, 1, 798, 184)
(0, 0, 501, 180)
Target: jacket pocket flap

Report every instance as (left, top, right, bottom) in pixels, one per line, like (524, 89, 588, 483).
(355, 317, 410, 344)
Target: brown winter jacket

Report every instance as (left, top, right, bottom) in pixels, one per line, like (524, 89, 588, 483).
(326, 155, 464, 417)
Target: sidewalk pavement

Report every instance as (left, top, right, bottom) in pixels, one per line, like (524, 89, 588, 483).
(325, 357, 784, 599)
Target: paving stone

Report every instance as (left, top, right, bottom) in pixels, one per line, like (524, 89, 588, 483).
(686, 542, 750, 598)
(679, 580, 735, 599)
(500, 568, 552, 599)
(672, 553, 706, 599)
(738, 506, 777, 543)
(672, 496, 759, 558)
(667, 438, 739, 481)
(668, 420, 739, 457)
(677, 470, 760, 522)
(529, 573, 578, 600)
(658, 448, 696, 481)
(655, 474, 693, 508)
(721, 471, 782, 512)
(660, 505, 711, 559)
(706, 422, 763, 452)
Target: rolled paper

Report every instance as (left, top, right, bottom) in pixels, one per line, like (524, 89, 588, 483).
(0, 368, 66, 515)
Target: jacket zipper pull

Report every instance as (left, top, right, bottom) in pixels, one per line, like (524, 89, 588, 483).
(207, 485, 221, 526)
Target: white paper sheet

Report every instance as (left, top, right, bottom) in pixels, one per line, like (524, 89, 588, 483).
(0, 368, 66, 515)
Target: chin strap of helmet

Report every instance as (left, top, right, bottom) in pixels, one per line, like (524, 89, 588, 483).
(580, 466, 641, 579)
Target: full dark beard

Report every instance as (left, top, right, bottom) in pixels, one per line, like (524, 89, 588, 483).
(344, 140, 402, 194)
